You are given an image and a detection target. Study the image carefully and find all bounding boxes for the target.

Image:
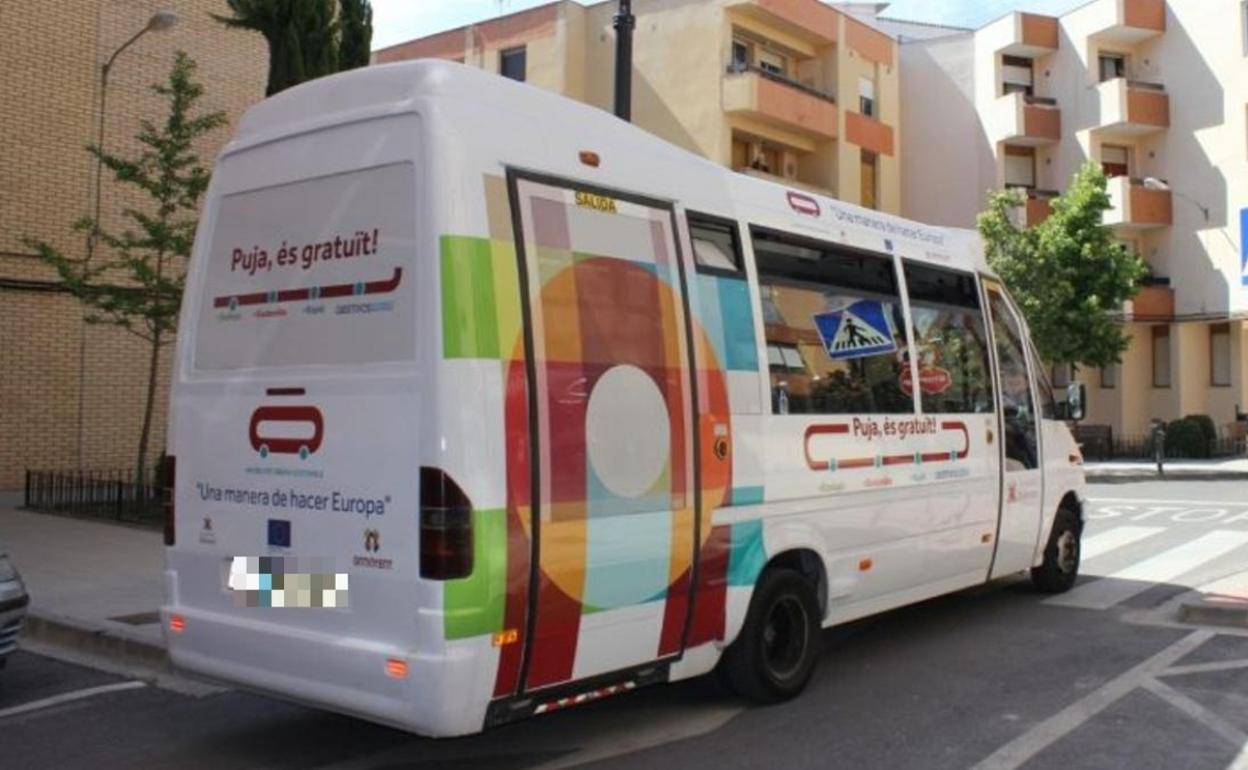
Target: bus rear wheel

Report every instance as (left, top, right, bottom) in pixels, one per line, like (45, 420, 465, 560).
(1031, 507, 1081, 593)
(719, 568, 821, 703)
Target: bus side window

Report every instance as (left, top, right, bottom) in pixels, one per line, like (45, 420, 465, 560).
(687, 212, 743, 275)
(902, 262, 995, 415)
(751, 227, 914, 415)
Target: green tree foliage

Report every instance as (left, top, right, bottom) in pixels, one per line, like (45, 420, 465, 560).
(978, 161, 1148, 370)
(215, 0, 339, 96)
(25, 53, 226, 484)
(337, 0, 373, 72)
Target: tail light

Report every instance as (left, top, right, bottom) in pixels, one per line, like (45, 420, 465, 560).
(419, 467, 473, 580)
(161, 455, 177, 546)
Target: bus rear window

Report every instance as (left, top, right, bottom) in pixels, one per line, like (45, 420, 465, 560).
(193, 162, 417, 371)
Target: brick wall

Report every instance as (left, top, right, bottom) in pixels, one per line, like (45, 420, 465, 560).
(0, 1, 266, 489)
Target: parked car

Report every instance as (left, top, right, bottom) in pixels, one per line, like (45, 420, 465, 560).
(0, 549, 29, 667)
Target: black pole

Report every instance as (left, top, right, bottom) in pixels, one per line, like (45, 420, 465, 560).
(613, 0, 635, 121)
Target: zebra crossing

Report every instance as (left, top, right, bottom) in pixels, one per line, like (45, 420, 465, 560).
(1044, 497, 1248, 611)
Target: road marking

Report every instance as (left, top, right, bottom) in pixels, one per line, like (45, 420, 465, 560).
(1089, 498, 1248, 508)
(0, 681, 146, 720)
(1048, 531, 1248, 610)
(1142, 678, 1247, 748)
(1164, 659, 1248, 677)
(968, 630, 1213, 770)
(1079, 526, 1166, 560)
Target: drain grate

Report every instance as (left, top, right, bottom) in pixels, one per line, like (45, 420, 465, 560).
(108, 611, 162, 626)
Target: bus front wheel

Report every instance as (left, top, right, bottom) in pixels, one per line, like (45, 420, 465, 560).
(719, 568, 821, 703)
(1031, 507, 1081, 593)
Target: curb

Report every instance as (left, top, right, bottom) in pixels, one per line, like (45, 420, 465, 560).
(20, 611, 168, 671)
(1178, 597, 1248, 629)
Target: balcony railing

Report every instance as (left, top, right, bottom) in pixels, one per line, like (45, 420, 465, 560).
(1087, 0, 1165, 44)
(1096, 78, 1168, 136)
(994, 91, 1061, 145)
(1104, 176, 1172, 229)
(723, 62, 838, 140)
(725, 62, 836, 104)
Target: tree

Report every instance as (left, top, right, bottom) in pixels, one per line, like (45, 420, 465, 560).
(215, 0, 339, 96)
(338, 0, 373, 71)
(978, 161, 1148, 371)
(25, 53, 226, 485)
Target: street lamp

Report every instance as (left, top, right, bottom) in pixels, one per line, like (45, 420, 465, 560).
(1142, 176, 1209, 222)
(76, 10, 177, 466)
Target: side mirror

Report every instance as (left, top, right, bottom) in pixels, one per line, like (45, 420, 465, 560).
(1066, 382, 1087, 422)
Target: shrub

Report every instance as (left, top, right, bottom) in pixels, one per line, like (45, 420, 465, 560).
(1164, 417, 1211, 459)
(1183, 414, 1217, 445)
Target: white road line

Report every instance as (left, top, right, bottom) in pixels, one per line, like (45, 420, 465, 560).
(1088, 498, 1248, 507)
(0, 681, 146, 720)
(1079, 526, 1166, 560)
(1048, 531, 1248, 611)
(968, 630, 1213, 770)
(1142, 679, 1247, 748)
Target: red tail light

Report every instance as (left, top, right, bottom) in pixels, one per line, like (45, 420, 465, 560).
(161, 455, 176, 546)
(419, 467, 473, 580)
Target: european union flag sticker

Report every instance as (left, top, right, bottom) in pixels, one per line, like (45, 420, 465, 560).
(267, 518, 291, 549)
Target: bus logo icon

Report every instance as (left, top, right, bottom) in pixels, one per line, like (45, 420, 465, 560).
(249, 405, 324, 458)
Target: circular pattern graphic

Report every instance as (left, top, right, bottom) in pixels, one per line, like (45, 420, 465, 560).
(586, 364, 671, 499)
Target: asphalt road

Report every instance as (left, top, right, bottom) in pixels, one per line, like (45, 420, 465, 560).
(3, 479, 1247, 770)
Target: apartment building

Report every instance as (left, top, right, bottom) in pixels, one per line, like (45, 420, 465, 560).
(375, 0, 902, 213)
(896, 0, 1248, 438)
(0, 2, 266, 489)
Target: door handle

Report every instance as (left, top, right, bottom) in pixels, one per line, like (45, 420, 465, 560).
(986, 427, 995, 445)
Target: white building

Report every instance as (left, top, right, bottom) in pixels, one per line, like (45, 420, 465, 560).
(894, 0, 1248, 439)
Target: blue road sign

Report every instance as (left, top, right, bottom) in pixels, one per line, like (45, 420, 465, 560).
(813, 300, 897, 360)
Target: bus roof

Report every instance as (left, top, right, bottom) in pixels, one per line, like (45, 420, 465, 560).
(228, 59, 989, 275)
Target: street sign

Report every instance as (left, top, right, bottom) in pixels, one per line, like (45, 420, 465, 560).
(813, 300, 897, 360)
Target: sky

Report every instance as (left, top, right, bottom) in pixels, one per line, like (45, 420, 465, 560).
(369, 0, 1095, 51)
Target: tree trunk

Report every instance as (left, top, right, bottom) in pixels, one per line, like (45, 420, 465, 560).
(136, 329, 162, 488)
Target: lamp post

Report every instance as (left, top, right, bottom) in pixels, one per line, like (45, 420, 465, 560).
(613, 0, 634, 121)
(76, 10, 178, 467)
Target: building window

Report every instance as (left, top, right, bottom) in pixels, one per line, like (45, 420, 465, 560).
(500, 46, 526, 82)
(858, 77, 878, 117)
(1051, 363, 1072, 388)
(1100, 144, 1130, 178)
(757, 48, 787, 77)
(1100, 363, 1117, 389)
(688, 212, 743, 275)
(860, 150, 878, 210)
(1152, 325, 1171, 388)
(1003, 145, 1036, 189)
(731, 39, 749, 72)
(1001, 54, 1034, 96)
(1211, 322, 1232, 386)
(1098, 52, 1127, 82)
(751, 227, 915, 415)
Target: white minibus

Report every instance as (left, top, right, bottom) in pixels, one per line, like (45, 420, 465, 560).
(162, 60, 1088, 737)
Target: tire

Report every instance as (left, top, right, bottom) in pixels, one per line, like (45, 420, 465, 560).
(1031, 507, 1082, 593)
(719, 568, 821, 703)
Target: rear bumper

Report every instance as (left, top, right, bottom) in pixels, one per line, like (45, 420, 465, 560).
(0, 590, 28, 658)
(161, 602, 491, 737)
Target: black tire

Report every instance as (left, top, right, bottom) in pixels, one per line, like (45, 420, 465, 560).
(1031, 507, 1082, 593)
(719, 568, 821, 703)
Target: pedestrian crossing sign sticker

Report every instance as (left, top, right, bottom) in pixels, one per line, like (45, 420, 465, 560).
(813, 300, 897, 361)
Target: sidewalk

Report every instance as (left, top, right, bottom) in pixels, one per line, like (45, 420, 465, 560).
(1083, 457, 1248, 482)
(0, 495, 167, 666)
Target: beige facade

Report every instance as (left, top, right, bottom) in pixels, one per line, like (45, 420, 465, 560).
(894, 0, 1248, 439)
(375, 0, 902, 213)
(0, 1, 266, 489)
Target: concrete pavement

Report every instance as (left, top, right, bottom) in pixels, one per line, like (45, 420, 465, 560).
(1084, 457, 1248, 482)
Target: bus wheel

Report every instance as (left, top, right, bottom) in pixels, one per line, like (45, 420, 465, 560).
(720, 568, 820, 703)
(1031, 507, 1081, 594)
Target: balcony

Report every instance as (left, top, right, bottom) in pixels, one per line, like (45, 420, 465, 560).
(845, 110, 894, 157)
(726, 0, 839, 46)
(1104, 176, 1172, 230)
(723, 64, 838, 140)
(1008, 189, 1057, 228)
(991, 12, 1060, 57)
(994, 92, 1061, 146)
(1087, 0, 1165, 45)
(1126, 283, 1175, 321)
(1096, 79, 1169, 137)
